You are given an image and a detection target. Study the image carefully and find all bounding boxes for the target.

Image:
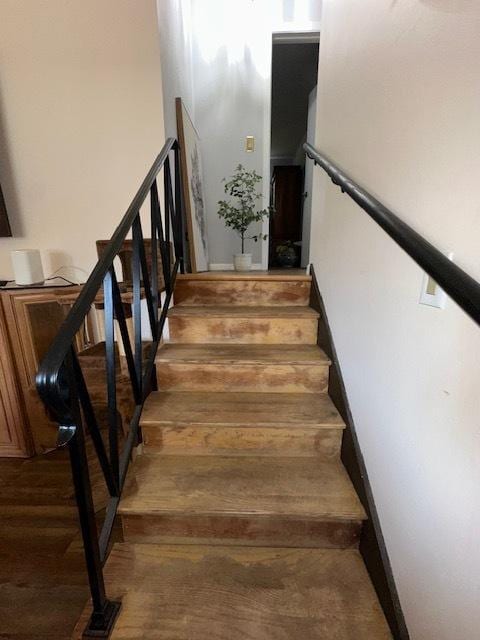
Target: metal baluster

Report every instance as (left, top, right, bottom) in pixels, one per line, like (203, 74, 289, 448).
(151, 180, 170, 298)
(71, 354, 118, 497)
(149, 189, 159, 394)
(174, 141, 186, 272)
(132, 216, 143, 399)
(63, 349, 121, 636)
(111, 269, 141, 405)
(163, 157, 172, 291)
(150, 189, 159, 326)
(103, 268, 119, 487)
(164, 154, 180, 278)
(135, 217, 156, 342)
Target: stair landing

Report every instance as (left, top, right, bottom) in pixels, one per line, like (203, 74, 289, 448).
(73, 544, 392, 639)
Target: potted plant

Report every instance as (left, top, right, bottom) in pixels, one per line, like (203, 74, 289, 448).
(275, 241, 298, 268)
(217, 165, 272, 271)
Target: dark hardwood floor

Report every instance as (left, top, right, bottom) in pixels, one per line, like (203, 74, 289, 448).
(0, 450, 86, 639)
(0, 447, 117, 640)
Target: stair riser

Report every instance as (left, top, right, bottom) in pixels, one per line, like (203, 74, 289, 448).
(156, 363, 329, 393)
(174, 280, 310, 306)
(169, 316, 318, 345)
(121, 513, 361, 549)
(142, 425, 342, 459)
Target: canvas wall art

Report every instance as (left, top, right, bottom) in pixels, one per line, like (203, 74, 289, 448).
(175, 97, 209, 272)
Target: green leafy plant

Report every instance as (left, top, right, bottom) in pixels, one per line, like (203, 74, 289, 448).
(275, 240, 298, 267)
(276, 240, 296, 256)
(217, 165, 272, 253)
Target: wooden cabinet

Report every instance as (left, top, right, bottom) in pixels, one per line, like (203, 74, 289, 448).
(0, 284, 90, 457)
(0, 303, 31, 456)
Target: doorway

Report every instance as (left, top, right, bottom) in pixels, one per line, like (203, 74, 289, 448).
(269, 34, 319, 269)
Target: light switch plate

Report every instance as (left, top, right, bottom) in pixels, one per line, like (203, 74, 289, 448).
(419, 252, 453, 309)
(245, 136, 255, 152)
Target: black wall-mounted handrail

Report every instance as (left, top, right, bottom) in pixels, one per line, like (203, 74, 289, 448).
(304, 142, 480, 327)
(36, 136, 187, 638)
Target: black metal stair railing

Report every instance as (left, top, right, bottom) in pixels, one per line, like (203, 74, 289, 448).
(36, 137, 187, 637)
(304, 142, 480, 327)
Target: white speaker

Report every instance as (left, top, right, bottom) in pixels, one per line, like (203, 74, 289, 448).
(11, 250, 45, 286)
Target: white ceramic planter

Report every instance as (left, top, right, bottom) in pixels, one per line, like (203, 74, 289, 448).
(233, 253, 252, 271)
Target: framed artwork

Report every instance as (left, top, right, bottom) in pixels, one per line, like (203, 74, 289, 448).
(0, 184, 11, 237)
(175, 97, 209, 272)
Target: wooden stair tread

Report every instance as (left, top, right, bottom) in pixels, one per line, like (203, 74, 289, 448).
(169, 305, 319, 318)
(174, 277, 311, 307)
(73, 543, 392, 639)
(168, 306, 318, 345)
(177, 270, 311, 281)
(141, 391, 345, 429)
(156, 343, 330, 365)
(119, 455, 366, 521)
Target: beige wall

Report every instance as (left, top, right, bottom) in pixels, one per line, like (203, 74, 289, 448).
(0, 0, 165, 281)
(310, 2, 480, 639)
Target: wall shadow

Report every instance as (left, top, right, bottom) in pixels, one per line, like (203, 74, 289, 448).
(419, 0, 475, 12)
(0, 75, 24, 237)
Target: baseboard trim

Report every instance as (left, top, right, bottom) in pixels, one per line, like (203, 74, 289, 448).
(208, 263, 264, 271)
(309, 264, 410, 640)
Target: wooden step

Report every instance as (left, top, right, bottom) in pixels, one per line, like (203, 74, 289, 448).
(119, 455, 366, 547)
(77, 341, 120, 370)
(176, 270, 311, 280)
(168, 305, 319, 344)
(73, 544, 392, 639)
(156, 344, 330, 393)
(141, 391, 345, 458)
(174, 272, 311, 306)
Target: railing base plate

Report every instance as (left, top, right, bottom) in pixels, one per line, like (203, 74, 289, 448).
(82, 600, 121, 638)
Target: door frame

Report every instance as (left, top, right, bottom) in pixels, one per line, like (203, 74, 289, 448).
(261, 29, 321, 270)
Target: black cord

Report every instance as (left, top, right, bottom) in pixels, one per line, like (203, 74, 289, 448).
(45, 276, 77, 286)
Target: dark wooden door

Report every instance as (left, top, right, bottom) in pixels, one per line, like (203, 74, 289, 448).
(269, 165, 303, 267)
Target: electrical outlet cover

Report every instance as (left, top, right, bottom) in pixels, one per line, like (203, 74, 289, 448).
(419, 252, 453, 309)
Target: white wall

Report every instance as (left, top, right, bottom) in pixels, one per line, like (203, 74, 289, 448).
(156, 0, 194, 138)
(309, 2, 480, 638)
(0, 0, 165, 281)
(190, 0, 322, 267)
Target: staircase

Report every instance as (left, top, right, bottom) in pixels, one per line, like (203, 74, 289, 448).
(75, 271, 392, 639)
